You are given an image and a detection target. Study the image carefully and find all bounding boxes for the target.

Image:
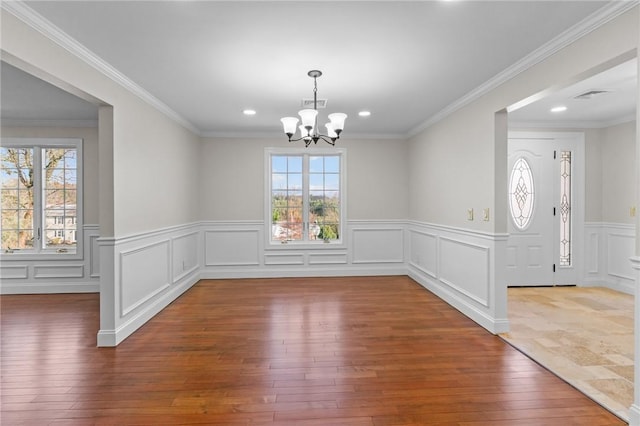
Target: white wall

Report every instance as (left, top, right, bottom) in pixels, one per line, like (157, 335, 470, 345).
(602, 121, 636, 224)
(199, 137, 409, 221)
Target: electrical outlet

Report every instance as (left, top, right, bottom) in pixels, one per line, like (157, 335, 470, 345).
(467, 208, 474, 221)
(483, 208, 490, 221)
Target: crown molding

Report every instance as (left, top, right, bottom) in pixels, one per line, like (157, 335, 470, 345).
(1, 118, 99, 128)
(1, 1, 201, 136)
(200, 130, 406, 140)
(407, 0, 639, 138)
(509, 113, 636, 130)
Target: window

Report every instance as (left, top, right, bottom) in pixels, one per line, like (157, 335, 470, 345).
(509, 157, 535, 230)
(267, 148, 345, 245)
(1, 138, 82, 255)
(559, 150, 572, 266)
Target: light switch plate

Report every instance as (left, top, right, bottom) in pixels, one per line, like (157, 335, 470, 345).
(483, 208, 490, 221)
(631, 206, 636, 217)
(467, 208, 474, 221)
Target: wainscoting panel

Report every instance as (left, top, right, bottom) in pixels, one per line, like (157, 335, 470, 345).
(99, 223, 201, 346)
(264, 252, 305, 266)
(120, 240, 171, 316)
(583, 223, 635, 295)
(308, 252, 348, 265)
(409, 230, 437, 278)
(0, 264, 28, 279)
(0, 224, 100, 294)
(607, 232, 635, 281)
(408, 221, 508, 334)
(205, 229, 260, 266)
(351, 227, 404, 264)
(172, 232, 199, 282)
(33, 264, 84, 279)
(439, 237, 490, 307)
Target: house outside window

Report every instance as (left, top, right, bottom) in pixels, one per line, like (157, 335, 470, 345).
(1, 138, 82, 255)
(266, 148, 346, 246)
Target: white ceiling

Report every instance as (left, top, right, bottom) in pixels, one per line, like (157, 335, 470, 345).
(2, 1, 636, 138)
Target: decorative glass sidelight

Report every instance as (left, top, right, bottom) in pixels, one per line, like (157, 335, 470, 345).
(509, 157, 535, 230)
(559, 151, 572, 266)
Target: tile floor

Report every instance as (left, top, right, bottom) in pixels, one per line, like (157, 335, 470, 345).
(500, 286, 633, 422)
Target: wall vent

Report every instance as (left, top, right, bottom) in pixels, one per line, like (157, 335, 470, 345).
(574, 90, 610, 100)
(301, 98, 327, 108)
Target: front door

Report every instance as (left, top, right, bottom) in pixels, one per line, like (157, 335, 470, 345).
(507, 133, 581, 286)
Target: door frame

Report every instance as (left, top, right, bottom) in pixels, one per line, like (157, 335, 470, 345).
(507, 131, 585, 286)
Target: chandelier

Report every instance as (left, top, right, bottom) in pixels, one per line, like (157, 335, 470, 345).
(280, 70, 347, 147)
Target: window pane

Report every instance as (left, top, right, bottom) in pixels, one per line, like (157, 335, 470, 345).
(272, 173, 287, 190)
(43, 148, 78, 250)
(45, 168, 65, 187)
(309, 156, 323, 173)
(286, 191, 303, 207)
(559, 151, 572, 267)
(1, 209, 18, 229)
(288, 157, 302, 173)
(0, 169, 17, 188)
(1, 230, 18, 251)
(324, 156, 340, 173)
(1, 190, 19, 209)
(324, 174, 339, 190)
(1, 147, 35, 251)
(272, 156, 287, 173)
(288, 173, 302, 189)
(309, 173, 324, 190)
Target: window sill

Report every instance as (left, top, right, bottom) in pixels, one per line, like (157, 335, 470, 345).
(0, 250, 81, 261)
(266, 241, 346, 251)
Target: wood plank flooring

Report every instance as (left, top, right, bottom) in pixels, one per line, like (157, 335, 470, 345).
(1, 276, 626, 425)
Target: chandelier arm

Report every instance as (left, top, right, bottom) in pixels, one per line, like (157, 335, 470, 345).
(316, 135, 337, 146)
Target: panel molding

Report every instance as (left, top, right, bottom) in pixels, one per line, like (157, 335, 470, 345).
(119, 240, 171, 316)
(438, 236, 490, 308)
(407, 221, 507, 334)
(582, 222, 635, 295)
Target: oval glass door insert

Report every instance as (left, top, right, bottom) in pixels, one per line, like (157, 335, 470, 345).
(509, 157, 535, 230)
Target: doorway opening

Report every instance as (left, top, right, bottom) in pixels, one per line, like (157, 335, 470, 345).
(501, 56, 637, 422)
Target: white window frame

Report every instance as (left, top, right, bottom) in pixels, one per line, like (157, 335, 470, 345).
(265, 147, 347, 249)
(1, 137, 83, 260)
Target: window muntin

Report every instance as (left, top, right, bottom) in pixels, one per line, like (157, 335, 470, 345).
(1, 139, 82, 255)
(268, 149, 345, 245)
(509, 157, 535, 230)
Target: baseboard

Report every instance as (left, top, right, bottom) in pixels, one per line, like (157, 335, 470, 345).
(409, 267, 509, 334)
(200, 265, 407, 280)
(581, 278, 633, 295)
(97, 270, 200, 347)
(629, 404, 640, 426)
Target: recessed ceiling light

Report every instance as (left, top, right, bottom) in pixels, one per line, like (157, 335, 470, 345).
(243, 109, 256, 116)
(358, 111, 371, 117)
(550, 106, 567, 113)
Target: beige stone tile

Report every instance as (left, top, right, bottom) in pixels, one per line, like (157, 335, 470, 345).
(502, 286, 633, 422)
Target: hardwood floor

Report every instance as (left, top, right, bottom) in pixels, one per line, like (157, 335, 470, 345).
(1, 276, 626, 425)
